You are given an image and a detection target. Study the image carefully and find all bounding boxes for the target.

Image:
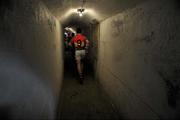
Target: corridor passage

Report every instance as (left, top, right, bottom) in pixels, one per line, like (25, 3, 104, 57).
(58, 51, 121, 120)
(1, 0, 180, 119)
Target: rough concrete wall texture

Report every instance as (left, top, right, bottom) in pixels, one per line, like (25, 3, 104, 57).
(0, 0, 63, 119)
(98, 0, 180, 119)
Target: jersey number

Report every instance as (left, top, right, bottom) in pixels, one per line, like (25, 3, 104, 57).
(76, 40, 85, 48)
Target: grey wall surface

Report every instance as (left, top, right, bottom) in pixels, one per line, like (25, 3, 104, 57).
(0, 0, 63, 119)
(98, 0, 180, 119)
(89, 23, 99, 76)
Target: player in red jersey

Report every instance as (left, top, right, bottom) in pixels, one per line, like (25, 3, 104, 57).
(69, 28, 89, 84)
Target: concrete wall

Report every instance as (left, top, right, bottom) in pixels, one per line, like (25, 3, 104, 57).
(0, 0, 63, 119)
(98, 0, 180, 119)
(89, 23, 99, 76)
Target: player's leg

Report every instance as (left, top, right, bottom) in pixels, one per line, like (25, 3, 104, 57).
(75, 50, 83, 84)
(80, 50, 86, 80)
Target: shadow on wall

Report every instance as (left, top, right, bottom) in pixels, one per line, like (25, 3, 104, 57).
(0, 0, 13, 15)
(0, 106, 12, 120)
(174, 0, 180, 9)
(174, 0, 180, 10)
(0, 51, 55, 119)
(158, 70, 180, 109)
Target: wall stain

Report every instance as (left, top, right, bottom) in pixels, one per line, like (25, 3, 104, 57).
(48, 16, 56, 32)
(135, 31, 154, 43)
(111, 19, 124, 37)
(158, 69, 180, 108)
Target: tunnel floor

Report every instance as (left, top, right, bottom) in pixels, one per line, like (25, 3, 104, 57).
(58, 50, 121, 120)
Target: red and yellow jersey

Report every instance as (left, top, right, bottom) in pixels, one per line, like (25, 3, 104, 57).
(71, 34, 87, 48)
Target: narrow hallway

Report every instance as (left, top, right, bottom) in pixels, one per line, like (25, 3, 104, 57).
(58, 51, 121, 120)
(1, 0, 180, 119)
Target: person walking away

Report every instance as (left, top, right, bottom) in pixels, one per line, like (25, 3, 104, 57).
(69, 28, 89, 84)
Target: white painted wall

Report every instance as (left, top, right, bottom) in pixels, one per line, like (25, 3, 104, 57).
(0, 0, 63, 119)
(98, 0, 180, 119)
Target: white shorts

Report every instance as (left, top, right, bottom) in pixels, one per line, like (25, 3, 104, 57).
(75, 50, 86, 61)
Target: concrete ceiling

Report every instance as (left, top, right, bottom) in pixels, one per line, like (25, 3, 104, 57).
(42, 0, 146, 26)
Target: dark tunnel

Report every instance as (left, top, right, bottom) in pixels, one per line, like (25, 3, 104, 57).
(0, 0, 180, 119)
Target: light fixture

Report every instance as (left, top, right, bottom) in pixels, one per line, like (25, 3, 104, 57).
(77, 8, 85, 17)
(77, 0, 86, 17)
